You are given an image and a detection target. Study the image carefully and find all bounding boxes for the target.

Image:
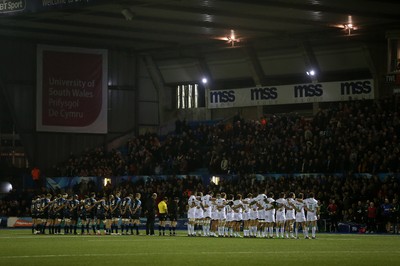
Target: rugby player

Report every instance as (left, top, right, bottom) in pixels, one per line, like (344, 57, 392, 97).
(131, 193, 142, 235)
(79, 196, 89, 235)
(242, 193, 252, 237)
(110, 192, 122, 235)
(285, 192, 296, 239)
(232, 194, 243, 237)
(265, 192, 276, 238)
(69, 194, 80, 235)
(201, 192, 213, 237)
(291, 192, 307, 239)
(275, 192, 287, 239)
(63, 194, 72, 234)
(225, 194, 235, 237)
(194, 192, 204, 236)
(87, 192, 98, 235)
(215, 192, 227, 237)
(187, 192, 197, 236)
(96, 195, 108, 235)
(53, 194, 66, 234)
(120, 194, 132, 235)
(31, 196, 38, 234)
(304, 192, 319, 239)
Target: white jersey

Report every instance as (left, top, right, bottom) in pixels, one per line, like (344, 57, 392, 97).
(242, 198, 251, 221)
(285, 198, 296, 220)
(292, 199, 306, 222)
(304, 197, 319, 221)
(275, 198, 287, 222)
(201, 194, 213, 218)
(265, 197, 276, 223)
(232, 199, 243, 221)
(187, 195, 197, 219)
(194, 196, 204, 219)
(215, 198, 227, 220)
(225, 202, 234, 222)
(249, 198, 259, 220)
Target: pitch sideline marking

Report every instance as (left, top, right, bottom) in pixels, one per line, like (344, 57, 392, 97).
(1, 250, 400, 259)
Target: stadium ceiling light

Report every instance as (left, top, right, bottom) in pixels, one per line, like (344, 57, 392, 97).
(343, 23, 356, 35)
(202, 78, 208, 84)
(306, 70, 316, 76)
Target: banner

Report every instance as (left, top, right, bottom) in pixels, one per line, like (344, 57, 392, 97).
(0, 0, 107, 16)
(7, 217, 33, 227)
(46, 176, 98, 191)
(207, 79, 374, 109)
(37, 45, 108, 133)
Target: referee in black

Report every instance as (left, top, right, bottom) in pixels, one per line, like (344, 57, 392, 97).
(145, 193, 157, 235)
(168, 197, 180, 236)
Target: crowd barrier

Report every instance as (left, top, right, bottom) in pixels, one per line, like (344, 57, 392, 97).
(1, 217, 188, 230)
(1, 216, 366, 234)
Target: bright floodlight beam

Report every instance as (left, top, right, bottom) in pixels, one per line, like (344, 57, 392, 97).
(306, 70, 316, 76)
(202, 78, 208, 84)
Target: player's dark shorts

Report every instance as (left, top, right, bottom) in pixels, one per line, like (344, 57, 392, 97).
(70, 214, 79, 221)
(132, 213, 140, 220)
(169, 214, 178, 222)
(121, 213, 131, 219)
(159, 213, 167, 221)
(111, 213, 121, 219)
(48, 212, 56, 220)
(88, 213, 96, 220)
(31, 213, 37, 219)
(55, 212, 64, 219)
(79, 214, 87, 221)
(97, 214, 106, 221)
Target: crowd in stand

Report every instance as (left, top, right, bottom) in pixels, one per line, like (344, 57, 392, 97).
(52, 97, 400, 177)
(1, 97, 400, 233)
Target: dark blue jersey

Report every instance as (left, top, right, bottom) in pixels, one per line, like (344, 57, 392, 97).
(131, 198, 142, 215)
(85, 197, 97, 214)
(96, 200, 107, 216)
(31, 200, 37, 216)
(120, 197, 132, 214)
(110, 197, 121, 216)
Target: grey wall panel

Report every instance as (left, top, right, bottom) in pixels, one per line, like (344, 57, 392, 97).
(108, 89, 136, 133)
(108, 50, 136, 87)
(138, 102, 159, 126)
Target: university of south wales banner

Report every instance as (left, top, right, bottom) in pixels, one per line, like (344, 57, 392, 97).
(36, 45, 108, 133)
(207, 79, 374, 109)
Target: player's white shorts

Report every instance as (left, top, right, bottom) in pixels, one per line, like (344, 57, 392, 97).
(195, 208, 204, 219)
(226, 212, 234, 222)
(218, 210, 226, 220)
(249, 209, 258, 220)
(234, 212, 243, 221)
(211, 211, 219, 220)
(286, 209, 295, 220)
(203, 207, 212, 218)
(276, 210, 286, 222)
(266, 210, 276, 223)
(306, 211, 318, 222)
(187, 208, 196, 219)
(295, 211, 306, 222)
(243, 211, 250, 221)
(257, 210, 266, 221)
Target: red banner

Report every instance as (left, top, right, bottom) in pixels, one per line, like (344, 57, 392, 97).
(37, 45, 107, 133)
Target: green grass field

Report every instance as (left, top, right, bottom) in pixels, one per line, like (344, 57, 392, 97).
(1, 230, 399, 266)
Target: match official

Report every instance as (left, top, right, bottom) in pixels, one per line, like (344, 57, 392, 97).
(158, 197, 168, 236)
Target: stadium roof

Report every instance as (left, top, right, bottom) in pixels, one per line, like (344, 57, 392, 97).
(0, 0, 399, 58)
